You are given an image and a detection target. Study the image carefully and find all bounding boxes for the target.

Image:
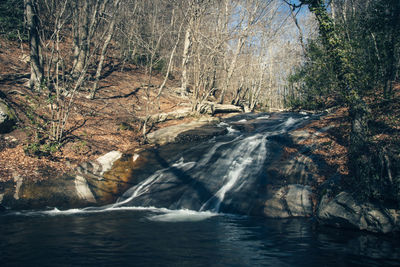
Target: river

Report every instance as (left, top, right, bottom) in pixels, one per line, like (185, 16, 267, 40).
(1, 208, 399, 266)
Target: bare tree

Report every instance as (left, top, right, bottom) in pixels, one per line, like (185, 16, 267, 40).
(71, 0, 109, 76)
(180, 17, 192, 95)
(24, 0, 43, 90)
(89, 0, 121, 99)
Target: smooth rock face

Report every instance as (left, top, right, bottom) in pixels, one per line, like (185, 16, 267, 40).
(95, 151, 123, 175)
(0, 99, 16, 133)
(317, 192, 400, 234)
(263, 184, 313, 218)
(0, 151, 125, 209)
(146, 120, 225, 145)
(0, 174, 92, 210)
(74, 150, 128, 204)
(146, 121, 208, 145)
(76, 150, 122, 176)
(74, 175, 96, 203)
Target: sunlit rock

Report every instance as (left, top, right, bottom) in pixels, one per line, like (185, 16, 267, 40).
(0, 99, 16, 133)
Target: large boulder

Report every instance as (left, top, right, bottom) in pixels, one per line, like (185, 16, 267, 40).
(0, 173, 93, 210)
(0, 151, 126, 210)
(263, 184, 313, 218)
(0, 98, 16, 133)
(317, 191, 400, 234)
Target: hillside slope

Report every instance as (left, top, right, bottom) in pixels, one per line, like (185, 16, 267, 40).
(0, 38, 191, 182)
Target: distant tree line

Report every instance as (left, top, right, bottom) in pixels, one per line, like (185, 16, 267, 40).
(0, 0, 312, 142)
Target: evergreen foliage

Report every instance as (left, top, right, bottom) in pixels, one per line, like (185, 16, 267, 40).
(290, 0, 400, 108)
(0, 0, 26, 40)
(291, 0, 400, 204)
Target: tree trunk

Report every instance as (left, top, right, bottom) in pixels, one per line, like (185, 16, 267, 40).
(24, 0, 43, 91)
(181, 24, 192, 95)
(218, 36, 245, 104)
(288, 4, 306, 55)
(72, 1, 89, 75)
(157, 20, 184, 100)
(90, 0, 120, 99)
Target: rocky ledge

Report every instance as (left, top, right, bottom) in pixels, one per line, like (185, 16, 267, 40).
(0, 151, 125, 209)
(0, 118, 229, 210)
(146, 117, 226, 145)
(1, 115, 399, 234)
(317, 191, 400, 233)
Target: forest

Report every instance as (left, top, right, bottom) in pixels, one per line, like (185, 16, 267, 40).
(0, 0, 399, 205)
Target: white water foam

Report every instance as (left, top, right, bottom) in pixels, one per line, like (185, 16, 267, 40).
(284, 117, 297, 128)
(197, 136, 241, 167)
(200, 134, 267, 212)
(8, 206, 217, 222)
(147, 209, 217, 222)
(7, 206, 164, 216)
(256, 115, 270, 120)
(226, 126, 240, 135)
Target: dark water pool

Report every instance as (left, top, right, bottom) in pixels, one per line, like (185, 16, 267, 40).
(1, 209, 399, 266)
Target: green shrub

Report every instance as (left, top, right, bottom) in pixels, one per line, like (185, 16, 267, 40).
(24, 141, 60, 157)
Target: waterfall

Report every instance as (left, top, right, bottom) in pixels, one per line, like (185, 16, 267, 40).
(113, 160, 196, 208)
(112, 115, 305, 213)
(200, 134, 267, 212)
(10, 113, 315, 221)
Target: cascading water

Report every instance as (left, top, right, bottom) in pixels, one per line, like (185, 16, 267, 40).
(112, 113, 309, 215)
(14, 113, 312, 219)
(199, 134, 267, 212)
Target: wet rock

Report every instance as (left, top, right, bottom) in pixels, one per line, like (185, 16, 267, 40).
(289, 130, 311, 143)
(317, 191, 400, 234)
(176, 124, 227, 143)
(263, 184, 313, 218)
(230, 121, 257, 132)
(0, 193, 5, 211)
(0, 99, 16, 133)
(146, 119, 223, 145)
(74, 150, 126, 204)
